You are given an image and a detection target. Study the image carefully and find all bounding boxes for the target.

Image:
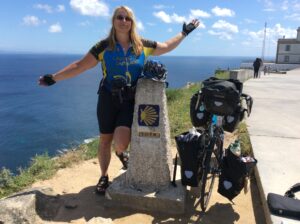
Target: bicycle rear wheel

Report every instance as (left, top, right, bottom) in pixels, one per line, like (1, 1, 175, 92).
(200, 138, 222, 211)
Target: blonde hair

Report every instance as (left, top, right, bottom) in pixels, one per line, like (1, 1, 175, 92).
(107, 6, 143, 56)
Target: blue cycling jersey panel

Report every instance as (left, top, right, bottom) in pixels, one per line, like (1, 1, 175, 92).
(89, 38, 157, 92)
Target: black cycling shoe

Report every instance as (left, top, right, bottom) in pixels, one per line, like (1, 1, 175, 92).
(115, 151, 129, 169)
(96, 175, 109, 195)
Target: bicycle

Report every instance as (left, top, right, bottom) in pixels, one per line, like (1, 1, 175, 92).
(198, 93, 253, 211)
(199, 114, 224, 211)
(173, 82, 253, 211)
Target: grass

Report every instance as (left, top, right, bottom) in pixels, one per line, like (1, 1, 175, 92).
(238, 122, 253, 156)
(166, 84, 200, 138)
(0, 140, 99, 198)
(0, 73, 254, 199)
(215, 69, 230, 79)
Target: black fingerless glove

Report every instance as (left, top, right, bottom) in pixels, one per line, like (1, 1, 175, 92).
(182, 22, 197, 36)
(43, 74, 56, 86)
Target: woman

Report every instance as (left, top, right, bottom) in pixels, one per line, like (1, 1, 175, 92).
(39, 5, 199, 194)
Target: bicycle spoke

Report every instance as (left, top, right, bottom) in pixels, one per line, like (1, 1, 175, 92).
(200, 138, 222, 211)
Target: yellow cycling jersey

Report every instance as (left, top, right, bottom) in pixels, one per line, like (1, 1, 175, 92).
(89, 38, 157, 91)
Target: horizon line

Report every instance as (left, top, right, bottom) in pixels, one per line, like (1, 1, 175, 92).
(0, 51, 274, 58)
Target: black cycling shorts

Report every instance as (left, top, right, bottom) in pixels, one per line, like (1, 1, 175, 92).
(97, 88, 134, 134)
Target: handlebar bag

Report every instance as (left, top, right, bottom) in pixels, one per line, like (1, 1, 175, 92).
(202, 77, 242, 116)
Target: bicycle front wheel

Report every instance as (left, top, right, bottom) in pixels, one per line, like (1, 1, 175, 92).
(200, 138, 222, 211)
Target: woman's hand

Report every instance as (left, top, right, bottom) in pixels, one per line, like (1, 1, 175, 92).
(182, 19, 200, 36)
(38, 53, 98, 86)
(38, 74, 56, 86)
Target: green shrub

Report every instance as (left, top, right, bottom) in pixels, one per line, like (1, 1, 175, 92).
(215, 70, 230, 79)
(0, 168, 14, 189)
(82, 138, 99, 160)
(238, 122, 252, 156)
(166, 88, 183, 102)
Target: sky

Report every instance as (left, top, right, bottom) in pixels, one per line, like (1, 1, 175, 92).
(0, 0, 299, 57)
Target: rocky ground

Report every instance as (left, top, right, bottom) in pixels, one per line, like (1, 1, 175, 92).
(31, 132, 266, 224)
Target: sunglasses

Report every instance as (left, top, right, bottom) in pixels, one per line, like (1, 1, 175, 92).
(116, 15, 132, 22)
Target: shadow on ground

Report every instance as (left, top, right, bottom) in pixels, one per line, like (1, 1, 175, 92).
(41, 184, 245, 224)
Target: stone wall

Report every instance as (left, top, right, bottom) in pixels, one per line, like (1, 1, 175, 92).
(230, 69, 253, 82)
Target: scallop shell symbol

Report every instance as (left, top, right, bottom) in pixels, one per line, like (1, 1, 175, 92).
(140, 106, 159, 126)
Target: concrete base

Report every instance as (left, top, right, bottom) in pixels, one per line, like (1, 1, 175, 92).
(230, 69, 253, 82)
(105, 168, 186, 214)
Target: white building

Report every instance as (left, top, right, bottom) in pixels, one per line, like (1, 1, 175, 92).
(276, 27, 300, 64)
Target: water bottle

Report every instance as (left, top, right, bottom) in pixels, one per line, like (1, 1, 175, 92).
(230, 140, 241, 157)
(216, 116, 223, 127)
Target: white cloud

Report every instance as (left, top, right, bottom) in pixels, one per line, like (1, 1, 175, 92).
(146, 22, 156, 26)
(153, 4, 174, 10)
(197, 21, 206, 29)
(49, 23, 62, 33)
(293, 1, 300, 11)
(272, 24, 297, 38)
(263, 8, 276, 12)
(242, 41, 251, 46)
(284, 13, 300, 21)
(190, 9, 211, 18)
(171, 13, 186, 23)
(57, 5, 65, 12)
(34, 4, 52, 13)
(34, 4, 65, 13)
(153, 9, 207, 28)
(209, 20, 238, 40)
(281, 0, 289, 10)
(242, 24, 297, 49)
(212, 20, 238, 33)
(243, 29, 261, 40)
(153, 11, 171, 23)
(211, 6, 235, 17)
(22, 15, 46, 26)
(260, 0, 300, 12)
(137, 21, 145, 31)
(79, 20, 91, 26)
(262, 0, 276, 11)
(153, 11, 186, 23)
(208, 30, 233, 40)
(167, 28, 173, 32)
(244, 18, 257, 24)
(70, 0, 109, 17)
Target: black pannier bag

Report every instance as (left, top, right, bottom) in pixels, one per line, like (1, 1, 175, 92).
(242, 93, 253, 116)
(190, 91, 210, 127)
(223, 105, 246, 132)
(175, 130, 205, 187)
(201, 77, 243, 116)
(203, 77, 243, 93)
(218, 149, 257, 201)
(223, 93, 254, 133)
(267, 183, 300, 220)
(223, 94, 253, 132)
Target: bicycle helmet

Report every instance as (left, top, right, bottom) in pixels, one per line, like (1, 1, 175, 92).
(142, 60, 167, 82)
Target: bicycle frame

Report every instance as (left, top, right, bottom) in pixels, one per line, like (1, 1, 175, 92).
(199, 114, 225, 211)
(210, 115, 225, 164)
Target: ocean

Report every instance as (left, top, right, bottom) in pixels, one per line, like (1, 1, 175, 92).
(0, 54, 254, 172)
